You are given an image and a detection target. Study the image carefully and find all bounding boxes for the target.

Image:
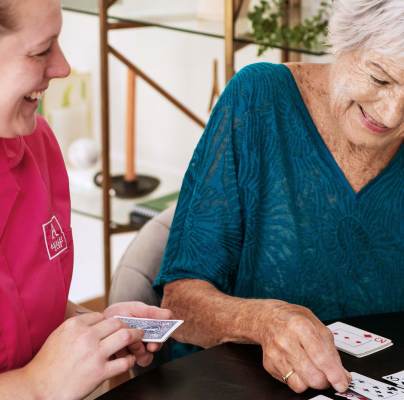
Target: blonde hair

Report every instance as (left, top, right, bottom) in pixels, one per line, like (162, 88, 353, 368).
(328, 0, 404, 56)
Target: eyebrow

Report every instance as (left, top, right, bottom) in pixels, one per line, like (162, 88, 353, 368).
(368, 61, 398, 84)
(34, 34, 58, 47)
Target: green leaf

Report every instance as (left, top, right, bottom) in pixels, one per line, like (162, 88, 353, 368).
(247, 0, 331, 55)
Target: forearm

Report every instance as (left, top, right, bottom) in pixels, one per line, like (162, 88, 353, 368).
(162, 279, 284, 348)
(0, 367, 36, 400)
(65, 300, 92, 319)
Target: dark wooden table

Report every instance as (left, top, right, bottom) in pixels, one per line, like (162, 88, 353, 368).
(99, 312, 404, 400)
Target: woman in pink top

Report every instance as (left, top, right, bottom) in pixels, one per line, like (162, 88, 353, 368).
(0, 0, 171, 398)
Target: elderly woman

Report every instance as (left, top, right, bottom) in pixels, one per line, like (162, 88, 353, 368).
(0, 0, 171, 398)
(155, 0, 404, 394)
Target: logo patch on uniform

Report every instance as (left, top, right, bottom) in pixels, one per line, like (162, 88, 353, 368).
(42, 216, 68, 260)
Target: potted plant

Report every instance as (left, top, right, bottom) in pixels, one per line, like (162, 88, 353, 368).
(248, 0, 331, 55)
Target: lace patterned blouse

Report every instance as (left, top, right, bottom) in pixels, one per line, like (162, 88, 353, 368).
(154, 62, 404, 356)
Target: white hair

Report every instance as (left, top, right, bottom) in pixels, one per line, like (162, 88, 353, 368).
(328, 0, 404, 56)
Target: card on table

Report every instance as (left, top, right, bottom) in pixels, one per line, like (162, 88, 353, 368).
(383, 371, 404, 389)
(335, 390, 369, 399)
(327, 322, 393, 357)
(347, 372, 404, 400)
(115, 316, 184, 343)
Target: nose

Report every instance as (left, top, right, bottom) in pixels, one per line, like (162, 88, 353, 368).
(46, 41, 71, 80)
(376, 92, 404, 128)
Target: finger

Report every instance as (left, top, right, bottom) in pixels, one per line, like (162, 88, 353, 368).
(114, 348, 129, 359)
(92, 318, 126, 340)
(344, 368, 352, 383)
(127, 340, 147, 355)
(125, 302, 172, 320)
(283, 370, 309, 394)
(263, 349, 308, 394)
(136, 352, 154, 367)
(74, 311, 105, 326)
(146, 342, 163, 353)
(285, 342, 329, 389)
(104, 354, 136, 380)
(127, 341, 154, 367)
(100, 329, 144, 358)
(299, 327, 349, 393)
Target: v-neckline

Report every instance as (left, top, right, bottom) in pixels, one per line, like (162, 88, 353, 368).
(280, 63, 404, 199)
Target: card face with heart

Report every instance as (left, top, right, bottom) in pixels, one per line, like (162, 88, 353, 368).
(383, 371, 404, 389)
(348, 372, 404, 400)
(327, 322, 393, 357)
(115, 316, 184, 343)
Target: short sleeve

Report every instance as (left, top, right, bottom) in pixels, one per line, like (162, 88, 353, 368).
(154, 76, 246, 295)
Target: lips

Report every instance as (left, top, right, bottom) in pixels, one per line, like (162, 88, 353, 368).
(24, 88, 47, 103)
(358, 105, 390, 134)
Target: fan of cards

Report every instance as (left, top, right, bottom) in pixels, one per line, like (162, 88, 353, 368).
(115, 316, 183, 343)
(310, 371, 404, 400)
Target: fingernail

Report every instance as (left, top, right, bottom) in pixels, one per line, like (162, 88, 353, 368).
(335, 383, 348, 393)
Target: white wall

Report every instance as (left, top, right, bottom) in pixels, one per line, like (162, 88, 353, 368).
(59, 10, 284, 177)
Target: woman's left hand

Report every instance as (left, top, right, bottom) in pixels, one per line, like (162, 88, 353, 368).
(103, 301, 172, 367)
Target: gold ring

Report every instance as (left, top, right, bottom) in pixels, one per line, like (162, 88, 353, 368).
(282, 369, 295, 384)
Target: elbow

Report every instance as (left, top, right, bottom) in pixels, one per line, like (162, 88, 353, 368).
(161, 282, 176, 310)
(161, 279, 190, 312)
(161, 278, 208, 316)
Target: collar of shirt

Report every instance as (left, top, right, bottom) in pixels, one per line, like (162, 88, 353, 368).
(0, 136, 26, 173)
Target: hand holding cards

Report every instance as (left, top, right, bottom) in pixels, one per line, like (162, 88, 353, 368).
(115, 316, 183, 343)
(327, 322, 393, 358)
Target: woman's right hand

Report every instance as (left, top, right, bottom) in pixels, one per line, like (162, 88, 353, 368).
(255, 300, 351, 394)
(24, 312, 143, 400)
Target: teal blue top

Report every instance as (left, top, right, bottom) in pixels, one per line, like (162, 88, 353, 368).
(154, 63, 404, 357)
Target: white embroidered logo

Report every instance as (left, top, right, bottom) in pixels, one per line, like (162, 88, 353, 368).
(42, 216, 68, 260)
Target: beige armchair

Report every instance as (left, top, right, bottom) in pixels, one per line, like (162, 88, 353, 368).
(109, 205, 176, 307)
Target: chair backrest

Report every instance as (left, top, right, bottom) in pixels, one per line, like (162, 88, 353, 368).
(109, 205, 176, 306)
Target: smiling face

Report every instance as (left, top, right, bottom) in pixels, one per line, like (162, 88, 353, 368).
(329, 50, 404, 150)
(0, 0, 70, 138)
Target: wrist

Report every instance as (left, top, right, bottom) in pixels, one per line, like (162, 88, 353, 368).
(232, 299, 287, 345)
(22, 362, 53, 400)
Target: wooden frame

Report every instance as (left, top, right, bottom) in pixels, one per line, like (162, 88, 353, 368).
(98, 0, 207, 298)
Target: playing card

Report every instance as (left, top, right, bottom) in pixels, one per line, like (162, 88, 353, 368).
(336, 390, 369, 399)
(309, 396, 333, 400)
(348, 372, 404, 400)
(383, 371, 404, 389)
(115, 316, 184, 343)
(327, 322, 393, 357)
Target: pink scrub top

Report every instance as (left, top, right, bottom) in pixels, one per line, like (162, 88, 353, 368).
(0, 116, 73, 372)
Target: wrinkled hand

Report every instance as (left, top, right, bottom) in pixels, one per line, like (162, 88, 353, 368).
(26, 312, 143, 400)
(256, 301, 351, 393)
(103, 301, 172, 367)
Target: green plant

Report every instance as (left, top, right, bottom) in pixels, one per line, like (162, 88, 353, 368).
(248, 0, 331, 55)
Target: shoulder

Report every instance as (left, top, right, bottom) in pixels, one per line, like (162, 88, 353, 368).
(217, 62, 306, 117)
(225, 62, 292, 99)
(233, 62, 290, 84)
